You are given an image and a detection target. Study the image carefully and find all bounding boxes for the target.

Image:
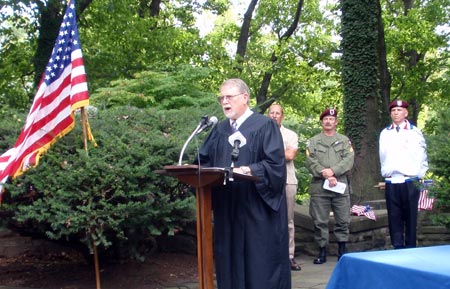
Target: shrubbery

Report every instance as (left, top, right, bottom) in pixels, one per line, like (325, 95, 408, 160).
(0, 105, 218, 260)
(425, 107, 450, 228)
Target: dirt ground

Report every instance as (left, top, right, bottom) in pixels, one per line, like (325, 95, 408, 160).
(0, 249, 199, 289)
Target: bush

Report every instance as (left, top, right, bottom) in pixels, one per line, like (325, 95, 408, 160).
(425, 107, 450, 228)
(0, 105, 219, 260)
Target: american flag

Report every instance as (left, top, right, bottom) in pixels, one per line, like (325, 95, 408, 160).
(418, 188, 435, 211)
(0, 0, 93, 196)
(350, 205, 377, 221)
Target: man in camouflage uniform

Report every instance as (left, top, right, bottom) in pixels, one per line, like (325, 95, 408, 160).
(306, 108, 354, 264)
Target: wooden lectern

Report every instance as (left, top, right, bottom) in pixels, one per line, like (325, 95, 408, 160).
(156, 165, 256, 289)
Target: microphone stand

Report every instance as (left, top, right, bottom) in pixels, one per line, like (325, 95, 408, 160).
(178, 122, 204, 165)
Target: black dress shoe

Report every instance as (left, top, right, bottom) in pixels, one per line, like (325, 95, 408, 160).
(313, 247, 327, 264)
(337, 242, 346, 261)
(290, 258, 301, 271)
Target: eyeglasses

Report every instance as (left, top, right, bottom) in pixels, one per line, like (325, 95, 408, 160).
(217, 93, 243, 103)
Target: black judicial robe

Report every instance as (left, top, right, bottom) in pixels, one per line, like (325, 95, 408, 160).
(197, 112, 291, 289)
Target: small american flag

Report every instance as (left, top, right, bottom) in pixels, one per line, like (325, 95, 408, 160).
(0, 0, 93, 196)
(418, 179, 435, 211)
(418, 189, 435, 211)
(350, 205, 377, 221)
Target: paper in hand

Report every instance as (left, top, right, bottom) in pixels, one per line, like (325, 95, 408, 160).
(323, 179, 346, 194)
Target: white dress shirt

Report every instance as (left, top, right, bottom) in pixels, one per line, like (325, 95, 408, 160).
(379, 120, 428, 182)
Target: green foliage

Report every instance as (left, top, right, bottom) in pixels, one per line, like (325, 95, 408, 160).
(91, 66, 217, 110)
(0, 105, 223, 260)
(1, 0, 449, 220)
(80, 0, 210, 91)
(425, 107, 450, 228)
(282, 115, 322, 203)
(0, 109, 26, 151)
(0, 13, 36, 112)
(381, 0, 450, 122)
(202, 0, 230, 14)
(201, 0, 343, 115)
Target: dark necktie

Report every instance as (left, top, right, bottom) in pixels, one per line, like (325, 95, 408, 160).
(231, 121, 237, 133)
(396, 125, 400, 132)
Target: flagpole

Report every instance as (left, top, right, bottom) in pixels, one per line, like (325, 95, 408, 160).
(81, 107, 89, 152)
(81, 107, 99, 288)
(92, 238, 102, 289)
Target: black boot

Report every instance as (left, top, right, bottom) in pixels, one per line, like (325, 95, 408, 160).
(313, 247, 327, 264)
(337, 242, 346, 261)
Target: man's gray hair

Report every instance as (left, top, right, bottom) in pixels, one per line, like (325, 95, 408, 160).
(221, 78, 251, 104)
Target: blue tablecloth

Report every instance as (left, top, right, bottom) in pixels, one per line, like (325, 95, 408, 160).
(326, 245, 450, 289)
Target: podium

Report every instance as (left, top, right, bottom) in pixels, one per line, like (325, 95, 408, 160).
(156, 165, 256, 289)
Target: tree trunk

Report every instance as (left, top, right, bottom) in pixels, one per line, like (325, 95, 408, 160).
(234, 0, 259, 74)
(341, 0, 384, 202)
(350, 96, 384, 203)
(34, 0, 65, 89)
(254, 0, 304, 111)
(400, 0, 423, 125)
(376, 0, 391, 125)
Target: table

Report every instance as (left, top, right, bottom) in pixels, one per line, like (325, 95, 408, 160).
(326, 245, 450, 289)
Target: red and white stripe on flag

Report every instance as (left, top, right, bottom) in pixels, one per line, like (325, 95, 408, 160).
(0, 0, 90, 195)
(418, 189, 435, 211)
(350, 205, 377, 221)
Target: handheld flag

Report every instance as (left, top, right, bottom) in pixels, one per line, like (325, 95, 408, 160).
(418, 179, 435, 211)
(0, 0, 94, 197)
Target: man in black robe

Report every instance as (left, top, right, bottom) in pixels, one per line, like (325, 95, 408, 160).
(197, 78, 291, 289)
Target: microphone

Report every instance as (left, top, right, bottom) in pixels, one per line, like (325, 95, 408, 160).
(228, 131, 246, 147)
(178, 115, 217, 165)
(196, 116, 218, 135)
(228, 131, 247, 162)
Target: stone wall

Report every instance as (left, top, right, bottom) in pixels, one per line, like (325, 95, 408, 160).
(417, 211, 450, 246)
(294, 204, 450, 257)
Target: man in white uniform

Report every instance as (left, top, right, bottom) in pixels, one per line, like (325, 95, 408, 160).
(379, 99, 428, 249)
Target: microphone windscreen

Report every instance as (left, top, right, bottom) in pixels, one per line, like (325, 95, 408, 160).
(209, 116, 218, 126)
(228, 131, 247, 147)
